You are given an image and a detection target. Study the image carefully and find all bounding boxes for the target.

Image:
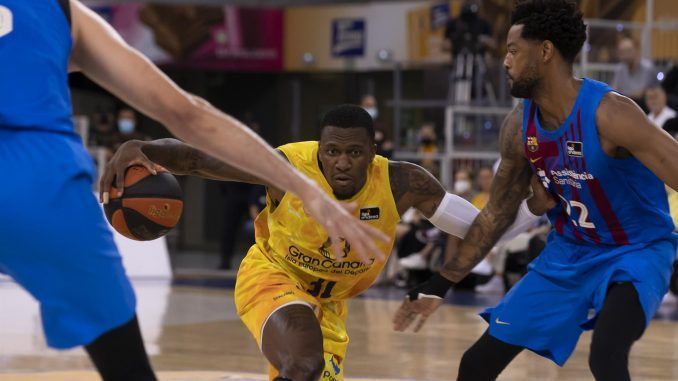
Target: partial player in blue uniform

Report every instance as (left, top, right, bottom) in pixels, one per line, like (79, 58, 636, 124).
(395, 1, 678, 381)
(0, 1, 389, 380)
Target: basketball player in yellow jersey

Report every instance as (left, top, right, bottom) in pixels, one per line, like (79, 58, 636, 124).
(105, 104, 555, 381)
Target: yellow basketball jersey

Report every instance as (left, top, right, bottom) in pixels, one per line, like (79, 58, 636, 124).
(668, 186, 678, 228)
(252, 141, 399, 301)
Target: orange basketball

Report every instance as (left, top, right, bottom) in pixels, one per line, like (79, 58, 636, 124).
(104, 165, 183, 241)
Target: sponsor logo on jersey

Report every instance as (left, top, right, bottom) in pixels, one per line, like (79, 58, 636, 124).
(318, 237, 350, 260)
(359, 207, 380, 220)
(322, 355, 342, 381)
(550, 169, 594, 189)
(566, 141, 583, 157)
(286, 245, 373, 276)
(322, 371, 341, 381)
(527, 136, 539, 152)
(0, 6, 13, 38)
(550, 169, 594, 181)
(537, 169, 551, 189)
(330, 355, 341, 375)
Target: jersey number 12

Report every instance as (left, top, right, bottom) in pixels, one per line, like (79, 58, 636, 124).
(558, 195, 596, 229)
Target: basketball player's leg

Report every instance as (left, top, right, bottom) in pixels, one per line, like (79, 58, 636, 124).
(236, 246, 349, 381)
(588, 283, 644, 381)
(0, 131, 156, 380)
(457, 330, 523, 381)
(461, 251, 592, 379)
(236, 246, 325, 381)
(262, 303, 325, 381)
(85, 315, 157, 381)
(587, 238, 676, 381)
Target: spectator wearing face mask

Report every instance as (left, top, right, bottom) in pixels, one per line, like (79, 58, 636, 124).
(360, 94, 379, 121)
(374, 128, 394, 158)
(360, 94, 393, 158)
(453, 168, 476, 201)
(115, 107, 150, 148)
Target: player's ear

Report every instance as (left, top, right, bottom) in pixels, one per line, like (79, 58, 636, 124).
(542, 40, 555, 63)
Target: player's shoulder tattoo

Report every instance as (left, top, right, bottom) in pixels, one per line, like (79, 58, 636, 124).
(499, 103, 526, 159)
(388, 161, 445, 205)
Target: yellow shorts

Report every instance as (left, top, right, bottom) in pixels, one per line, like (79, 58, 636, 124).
(234, 245, 348, 381)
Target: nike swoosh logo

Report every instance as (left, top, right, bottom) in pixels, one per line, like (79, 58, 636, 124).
(495, 317, 511, 325)
(529, 157, 542, 164)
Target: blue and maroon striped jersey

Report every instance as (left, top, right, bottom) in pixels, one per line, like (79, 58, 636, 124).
(522, 78, 674, 245)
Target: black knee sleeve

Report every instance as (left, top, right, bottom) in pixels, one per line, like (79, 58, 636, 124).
(588, 283, 645, 381)
(457, 330, 523, 381)
(85, 315, 157, 381)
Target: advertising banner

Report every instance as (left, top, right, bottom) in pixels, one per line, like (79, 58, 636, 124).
(94, 4, 283, 71)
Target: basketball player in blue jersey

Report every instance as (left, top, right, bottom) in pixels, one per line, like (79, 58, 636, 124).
(395, 1, 678, 380)
(0, 1, 388, 380)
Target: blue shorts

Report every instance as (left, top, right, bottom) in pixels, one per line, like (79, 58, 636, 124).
(480, 232, 677, 366)
(0, 129, 136, 349)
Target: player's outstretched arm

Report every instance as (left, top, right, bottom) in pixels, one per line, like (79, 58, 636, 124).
(597, 93, 678, 191)
(439, 111, 532, 282)
(393, 104, 534, 332)
(69, 0, 389, 262)
(99, 139, 274, 195)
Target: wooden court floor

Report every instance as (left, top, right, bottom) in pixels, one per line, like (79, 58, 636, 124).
(2, 281, 678, 380)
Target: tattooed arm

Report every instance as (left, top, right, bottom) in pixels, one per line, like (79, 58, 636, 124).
(393, 104, 534, 332)
(142, 138, 271, 183)
(389, 125, 548, 240)
(100, 138, 285, 201)
(440, 104, 531, 282)
(389, 104, 541, 243)
(389, 161, 446, 217)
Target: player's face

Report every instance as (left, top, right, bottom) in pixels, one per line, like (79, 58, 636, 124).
(504, 24, 540, 99)
(318, 126, 376, 200)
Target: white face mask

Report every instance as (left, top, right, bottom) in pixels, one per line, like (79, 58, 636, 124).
(118, 119, 136, 134)
(454, 180, 471, 194)
(364, 107, 379, 120)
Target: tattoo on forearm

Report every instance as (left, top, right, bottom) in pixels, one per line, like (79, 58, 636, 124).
(183, 148, 203, 174)
(441, 105, 531, 282)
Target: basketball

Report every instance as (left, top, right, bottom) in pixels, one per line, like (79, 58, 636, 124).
(104, 165, 183, 241)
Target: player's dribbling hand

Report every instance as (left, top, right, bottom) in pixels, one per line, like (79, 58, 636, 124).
(300, 185, 390, 265)
(99, 140, 166, 203)
(526, 175, 557, 215)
